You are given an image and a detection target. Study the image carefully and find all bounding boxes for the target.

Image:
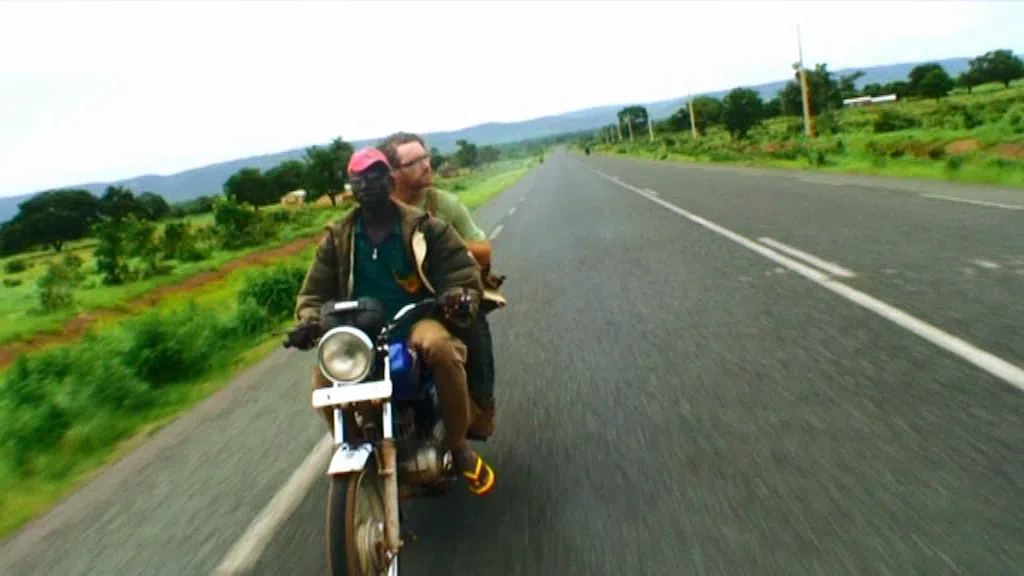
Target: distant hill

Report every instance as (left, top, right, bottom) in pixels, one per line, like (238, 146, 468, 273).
(0, 55, 987, 223)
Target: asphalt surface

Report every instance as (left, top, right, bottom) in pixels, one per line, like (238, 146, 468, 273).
(2, 152, 1022, 575)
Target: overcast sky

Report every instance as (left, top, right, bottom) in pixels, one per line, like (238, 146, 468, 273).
(1, 0, 1022, 198)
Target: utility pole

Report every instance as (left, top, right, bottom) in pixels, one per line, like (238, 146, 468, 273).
(797, 25, 815, 138)
(616, 116, 623, 141)
(626, 117, 634, 142)
(647, 114, 654, 142)
(687, 88, 699, 139)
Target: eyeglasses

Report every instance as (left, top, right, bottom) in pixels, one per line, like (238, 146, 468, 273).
(397, 153, 430, 170)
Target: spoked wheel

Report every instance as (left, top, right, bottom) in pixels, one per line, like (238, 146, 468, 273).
(326, 464, 396, 576)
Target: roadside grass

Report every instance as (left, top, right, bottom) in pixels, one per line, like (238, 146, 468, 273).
(0, 158, 538, 540)
(582, 80, 1024, 188)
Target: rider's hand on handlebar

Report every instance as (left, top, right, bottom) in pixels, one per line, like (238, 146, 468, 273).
(440, 287, 479, 328)
(283, 322, 320, 350)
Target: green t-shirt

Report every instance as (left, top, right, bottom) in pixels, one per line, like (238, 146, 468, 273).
(350, 215, 429, 339)
(414, 188, 486, 242)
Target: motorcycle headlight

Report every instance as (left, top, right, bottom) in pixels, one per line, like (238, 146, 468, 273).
(318, 327, 375, 383)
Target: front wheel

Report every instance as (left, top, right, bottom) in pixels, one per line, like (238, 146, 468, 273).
(326, 465, 394, 576)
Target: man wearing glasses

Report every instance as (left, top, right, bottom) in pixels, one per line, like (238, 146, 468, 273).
(379, 132, 504, 442)
(289, 147, 496, 495)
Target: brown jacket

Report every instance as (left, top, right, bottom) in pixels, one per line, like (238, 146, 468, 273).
(294, 200, 484, 325)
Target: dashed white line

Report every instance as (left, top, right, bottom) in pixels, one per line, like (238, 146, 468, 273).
(213, 434, 333, 576)
(920, 194, 1024, 211)
(489, 224, 504, 240)
(508, 207, 517, 216)
(518, 196, 525, 203)
(758, 237, 856, 278)
(590, 167, 1024, 393)
(644, 188, 660, 197)
(971, 259, 1000, 270)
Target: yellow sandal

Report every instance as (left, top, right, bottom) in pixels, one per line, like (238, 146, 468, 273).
(462, 454, 496, 496)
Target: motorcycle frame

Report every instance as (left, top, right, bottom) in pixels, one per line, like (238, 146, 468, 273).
(311, 301, 429, 560)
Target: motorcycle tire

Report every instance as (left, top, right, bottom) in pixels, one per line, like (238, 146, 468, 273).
(326, 465, 393, 576)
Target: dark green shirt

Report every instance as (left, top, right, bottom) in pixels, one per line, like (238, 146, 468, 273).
(351, 215, 429, 340)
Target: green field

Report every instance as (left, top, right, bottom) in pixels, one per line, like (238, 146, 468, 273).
(581, 81, 1024, 187)
(0, 158, 538, 540)
(0, 206, 337, 346)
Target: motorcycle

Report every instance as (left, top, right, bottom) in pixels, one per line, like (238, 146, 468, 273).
(288, 294, 490, 576)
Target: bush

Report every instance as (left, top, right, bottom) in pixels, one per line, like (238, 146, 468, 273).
(238, 264, 306, 320)
(0, 336, 152, 474)
(93, 219, 131, 285)
(3, 277, 22, 288)
(3, 259, 28, 274)
(873, 109, 920, 133)
(36, 255, 86, 312)
(214, 199, 281, 250)
(122, 302, 222, 387)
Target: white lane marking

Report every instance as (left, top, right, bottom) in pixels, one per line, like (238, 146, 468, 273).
(758, 237, 857, 278)
(508, 206, 517, 216)
(644, 188, 660, 197)
(590, 168, 1024, 392)
(489, 224, 504, 240)
(518, 196, 525, 203)
(213, 434, 333, 576)
(971, 259, 1000, 270)
(920, 194, 1024, 211)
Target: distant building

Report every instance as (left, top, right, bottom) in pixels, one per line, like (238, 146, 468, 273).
(280, 189, 306, 207)
(843, 94, 898, 107)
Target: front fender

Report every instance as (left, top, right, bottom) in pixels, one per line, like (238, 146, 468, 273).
(328, 443, 374, 475)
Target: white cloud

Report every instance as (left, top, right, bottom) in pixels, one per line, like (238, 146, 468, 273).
(0, 0, 1020, 196)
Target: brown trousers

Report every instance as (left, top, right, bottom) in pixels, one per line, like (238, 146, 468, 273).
(312, 318, 475, 452)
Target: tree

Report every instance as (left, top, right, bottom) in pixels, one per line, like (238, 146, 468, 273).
(721, 88, 765, 139)
(100, 185, 144, 221)
(763, 97, 783, 119)
(93, 219, 131, 285)
(882, 81, 911, 98)
(663, 106, 692, 132)
(429, 147, 446, 170)
(918, 68, 956, 100)
(617, 105, 650, 137)
(957, 68, 985, 94)
(838, 71, 865, 98)
(303, 137, 353, 206)
(971, 49, 1024, 88)
(779, 63, 842, 116)
(454, 139, 479, 168)
(136, 192, 170, 221)
(478, 145, 501, 164)
(265, 159, 307, 202)
(5, 189, 101, 252)
(690, 96, 723, 135)
(223, 167, 274, 210)
(908, 63, 948, 96)
(861, 83, 884, 97)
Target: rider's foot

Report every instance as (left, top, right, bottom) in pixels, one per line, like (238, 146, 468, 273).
(453, 448, 496, 496)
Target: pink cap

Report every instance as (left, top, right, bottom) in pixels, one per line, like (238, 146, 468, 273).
(347, 147, 391, 175)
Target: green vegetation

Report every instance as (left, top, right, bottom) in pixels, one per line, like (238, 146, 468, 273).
(0, 154, 537, 540)
(576, 48, 1024, 187)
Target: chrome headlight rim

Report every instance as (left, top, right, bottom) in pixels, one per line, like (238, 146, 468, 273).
(317, 326, 376, 384)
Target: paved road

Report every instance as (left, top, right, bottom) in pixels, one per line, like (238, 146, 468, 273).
(2, 152, 1022, 575)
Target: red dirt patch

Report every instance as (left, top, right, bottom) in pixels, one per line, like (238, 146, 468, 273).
(991, 143, 1024, 159)
(944, 139, 980, 155)
(0, 234, 322, 371)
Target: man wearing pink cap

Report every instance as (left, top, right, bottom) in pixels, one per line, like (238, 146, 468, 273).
(289, 147, 496, 496)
